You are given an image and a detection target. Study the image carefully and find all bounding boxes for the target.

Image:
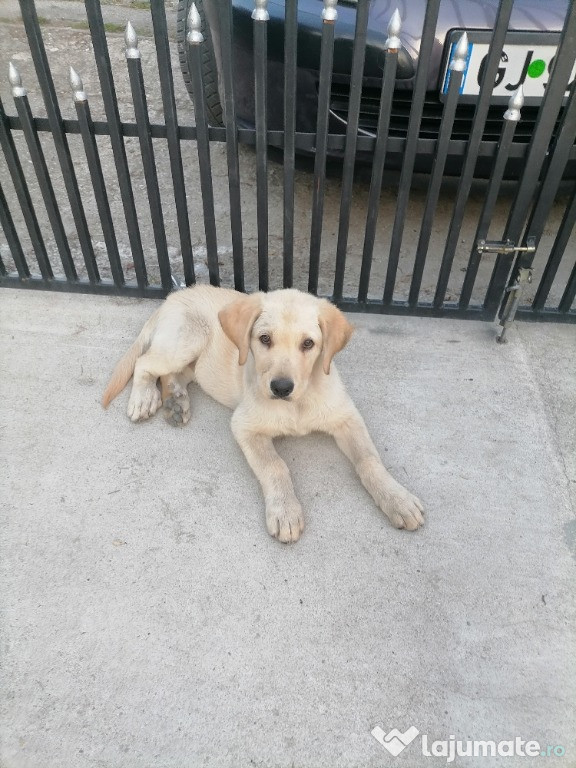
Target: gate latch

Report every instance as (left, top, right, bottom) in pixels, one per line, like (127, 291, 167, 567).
(497, 266, 533, 344)
(474, 237, 537, 343)
(476, 237, 536, 255)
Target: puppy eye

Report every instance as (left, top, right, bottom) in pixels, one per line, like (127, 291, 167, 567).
(302, 338, 315, 350)
(259, 334, 271, 346)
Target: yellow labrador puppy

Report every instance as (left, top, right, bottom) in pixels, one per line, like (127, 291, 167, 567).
(102, 285, 424, 542)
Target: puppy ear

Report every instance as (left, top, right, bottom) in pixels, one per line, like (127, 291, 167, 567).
(318, 300, 354, 375)
(218, 293, 262, 366)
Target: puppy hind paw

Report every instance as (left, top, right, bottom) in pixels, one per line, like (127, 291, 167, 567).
(162, 392, 191, 427)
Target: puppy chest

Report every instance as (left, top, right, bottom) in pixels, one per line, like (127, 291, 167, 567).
(266, 405, 326, 437)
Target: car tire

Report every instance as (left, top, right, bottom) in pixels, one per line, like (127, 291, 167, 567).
(176, 0, 224, 126)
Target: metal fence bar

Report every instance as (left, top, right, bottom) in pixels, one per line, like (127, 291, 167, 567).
(408, 34, 468, 307)
(9, 64, 77, 281)
(0, 178, 30, 278)
(282, 0, 298, 288)
(71, 68, 125, 287)
(6, 112, 568, 157)
(58, 69, 99, 285)
(558, 258, 576, 313)
(382, 0, 441, 305)
(337, 298, 485, 319)
(308, 0, 337, 295)
(0, 94, 52, 279)
(0, 201, 6, 273)
(125, 22, 173, 293)
(84, 0, 148, 289)
(514, 308, 575, 323)
(253, 0, 269, 291)
(357, 10, 399, 303)
(332, 0, 370, 302)
(459, 89, 523, 311)
(18, 0, 97, 282)
(484, 0, 576, 316)
(532, 182, 576, 311)
(434, 0, 515, 308)
(217, 0, 244, 291)
(186, 4, 219, 286)
(150, 0, 195, 286)
(0, 274, 165, 299)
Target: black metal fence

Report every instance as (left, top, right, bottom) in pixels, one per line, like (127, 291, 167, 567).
(0, 0, 575, 327)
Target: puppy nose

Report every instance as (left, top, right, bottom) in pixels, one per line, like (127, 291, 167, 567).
(270, 378, 294, 399)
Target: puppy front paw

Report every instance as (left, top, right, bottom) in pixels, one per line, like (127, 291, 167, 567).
(383, 486, 425, 531)
(265, 496, 304, 543)
(127, 385, 162, 422)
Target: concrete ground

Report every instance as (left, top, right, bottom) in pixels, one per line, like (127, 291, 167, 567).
(0, 287, 574, 768)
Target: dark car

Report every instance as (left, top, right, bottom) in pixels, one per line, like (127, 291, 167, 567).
(177, 0, 574, 174)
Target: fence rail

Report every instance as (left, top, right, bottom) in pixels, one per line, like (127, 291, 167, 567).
(0, 0, 574, 327)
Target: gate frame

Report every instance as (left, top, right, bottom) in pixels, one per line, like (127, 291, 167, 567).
(0, 0, 574, 329)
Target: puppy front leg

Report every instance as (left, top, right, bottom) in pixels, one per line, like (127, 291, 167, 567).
(232, 423, 304, 543)
(330, 410, 424, 531)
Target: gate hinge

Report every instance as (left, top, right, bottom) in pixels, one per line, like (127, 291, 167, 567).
(476, 237, 536, 255)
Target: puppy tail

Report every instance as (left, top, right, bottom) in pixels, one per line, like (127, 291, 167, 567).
(101, 310, 159, 409)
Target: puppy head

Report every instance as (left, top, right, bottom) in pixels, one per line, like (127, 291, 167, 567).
(219, 290, 354, 401)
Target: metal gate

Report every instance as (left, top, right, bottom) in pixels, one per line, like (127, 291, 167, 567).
(0, 0, 574, 328)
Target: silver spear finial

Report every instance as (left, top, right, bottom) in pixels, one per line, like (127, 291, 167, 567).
(187, 4, 204, 44)
(9, 62, 26, 98)
(450, 32, 469, 72)
(322, 0, 338, 22)
(125, 21, 140, 59)
(252, 0, 269, 21)
(504, 85, 524, 121)
(385, 9, 402, 51)
(69, 67, 87, 102)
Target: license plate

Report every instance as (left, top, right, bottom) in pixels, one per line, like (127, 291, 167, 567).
(440, 31, 576, 104)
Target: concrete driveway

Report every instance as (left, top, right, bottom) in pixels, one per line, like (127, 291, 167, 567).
(1, 288, 574, 767)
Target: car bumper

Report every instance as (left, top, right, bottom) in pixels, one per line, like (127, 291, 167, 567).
(225, 0, 574, 175)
